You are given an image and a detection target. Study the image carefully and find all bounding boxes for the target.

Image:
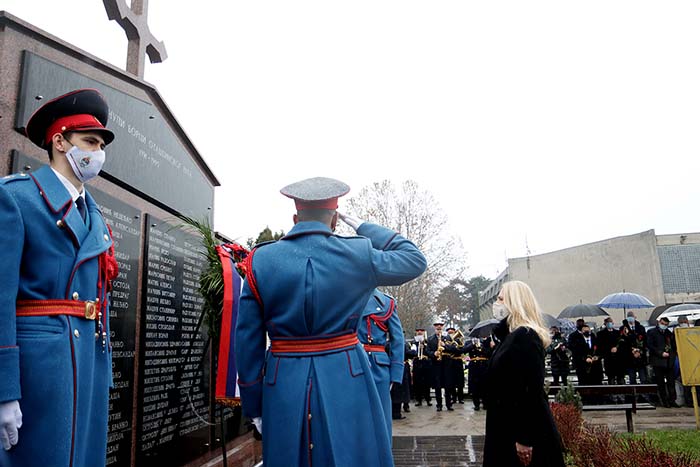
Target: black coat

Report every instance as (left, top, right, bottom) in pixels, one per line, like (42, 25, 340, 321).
(647, 326, 677, 368)
(391, 341, 414, 403)
(597, 328, 625, 376)
(483, 327, 565, 467)
(545, 334, 570, 376)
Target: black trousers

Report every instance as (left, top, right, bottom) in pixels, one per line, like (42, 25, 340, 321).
(433, 363, 452, 408)
(653, 365, 676, 406)
(413, 365, 432, 403)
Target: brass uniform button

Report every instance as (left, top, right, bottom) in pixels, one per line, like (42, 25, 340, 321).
(103, 234, 109, 241)
(74, 329, 80, 338)
(72, 292, 79, 300)
(56, 220, 65, 229)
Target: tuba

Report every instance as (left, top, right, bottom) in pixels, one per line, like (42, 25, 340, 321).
(452, 329, 464, 346)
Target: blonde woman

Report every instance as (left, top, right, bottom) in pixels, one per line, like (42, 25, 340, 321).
(482, 281, 565, 467)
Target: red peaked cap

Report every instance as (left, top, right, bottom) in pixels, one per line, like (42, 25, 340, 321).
(280, 177, 350, 211)
(25, 89, 115, 148)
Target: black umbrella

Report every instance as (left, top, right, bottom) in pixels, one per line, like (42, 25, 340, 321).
(469, 318, 500, 338)
(541, 313, 561, 328)
(558, 304, 609, 319)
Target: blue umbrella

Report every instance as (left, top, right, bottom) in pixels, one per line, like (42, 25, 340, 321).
(597, 292, 654, 309)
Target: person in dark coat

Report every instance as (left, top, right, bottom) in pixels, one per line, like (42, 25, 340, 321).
(483, 281, 565, 467)
(411, 329, 433, 407)
(620, 311, 649, 384)
(445, 327, 468, 405)
(545, 327, 570, 386)
(467, 336, 491, 410)
(597, 317, 626, 385)
(391, 339, 415, 419)
(647, 317, 678, 407)
(568, 324, 603, 385)
(426, 322, 457, 411)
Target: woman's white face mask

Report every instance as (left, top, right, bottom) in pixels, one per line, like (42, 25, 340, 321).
(492, 302, 509, 320)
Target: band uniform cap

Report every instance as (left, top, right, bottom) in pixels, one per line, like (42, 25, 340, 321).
(280, 177, 350, 211)
(25, 89, 115, 148)
(415, 328, 425, 332)
(433, 321, 444, 326)
(446, 327, 456, 332)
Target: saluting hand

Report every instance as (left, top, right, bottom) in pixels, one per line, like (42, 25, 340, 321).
(337, 212, 364, 231)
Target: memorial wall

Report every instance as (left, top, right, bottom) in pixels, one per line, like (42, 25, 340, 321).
(0, 11, 252, 467)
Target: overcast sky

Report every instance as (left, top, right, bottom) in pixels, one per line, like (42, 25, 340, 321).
(3, 1, 699, 280)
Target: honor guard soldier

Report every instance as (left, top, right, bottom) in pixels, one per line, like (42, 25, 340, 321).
(0, 89, 118, 467)
(359, 290, 405, 434)
(411, 328, 433, 407)
(234, 177, 426, 467)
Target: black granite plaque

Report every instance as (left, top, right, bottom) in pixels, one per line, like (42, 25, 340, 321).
(137, 214, 211, 464)
(90, 189, 141, 467)
(15, 51, 214, 220)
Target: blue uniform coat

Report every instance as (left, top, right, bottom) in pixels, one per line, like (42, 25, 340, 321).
(359, 290, 405, 436)
(235, 221, 426, 467)
(0, 167, 114, 467)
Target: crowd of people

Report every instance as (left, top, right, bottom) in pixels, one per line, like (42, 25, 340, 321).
(546, 312, 694, 408)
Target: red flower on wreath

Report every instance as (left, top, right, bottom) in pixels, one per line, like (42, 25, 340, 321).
(223, 243, 250, 278)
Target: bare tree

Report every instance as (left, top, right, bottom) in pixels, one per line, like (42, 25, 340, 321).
(343, 180, 466, 332)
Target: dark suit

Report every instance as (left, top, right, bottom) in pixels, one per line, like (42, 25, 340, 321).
(647, 326, 677, 406)
(597, 328, 626, 385)
(568, 331, 603, 385)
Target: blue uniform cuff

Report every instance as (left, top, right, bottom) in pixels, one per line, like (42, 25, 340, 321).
(356, 223, 397, 250)
(0, 346, 21, 403)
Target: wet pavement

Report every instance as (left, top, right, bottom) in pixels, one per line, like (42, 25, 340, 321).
(391, 398, 698, 466)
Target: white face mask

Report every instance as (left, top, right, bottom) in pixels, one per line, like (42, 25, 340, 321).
(493, 302, 509, 320)
(65, 145, 106, 182)
(415, 335, 424, 342)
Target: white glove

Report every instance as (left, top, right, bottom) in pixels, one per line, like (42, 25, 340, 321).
(252, 417, 262, 434)
(337, 212, 364, 231)
(0, 400, 22, 451)
(410, 344, 417, 352)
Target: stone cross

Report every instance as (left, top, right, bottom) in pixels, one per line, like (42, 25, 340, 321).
(103, 0, 167, 78)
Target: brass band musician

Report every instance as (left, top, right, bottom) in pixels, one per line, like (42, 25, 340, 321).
(411, 328, 433, 406)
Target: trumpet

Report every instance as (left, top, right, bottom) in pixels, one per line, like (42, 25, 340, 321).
(417, 339, 429, 360)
